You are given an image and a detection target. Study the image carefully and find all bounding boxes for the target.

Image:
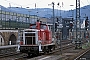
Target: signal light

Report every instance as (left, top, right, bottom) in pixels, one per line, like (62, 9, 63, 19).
(55, 22, 58, 32)
(85, 20, 89, 27)
(57, 18, 59, 22)
(85, 28, 88, 31)
(69, 23, 73, 32)
(85, 17, 89, 30)
(69, 23, 73, 28)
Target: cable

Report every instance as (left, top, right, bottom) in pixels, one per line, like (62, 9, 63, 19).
(23, 0, 45, 8)
(4, 0, 44, 8)
(4, 0, 23, 7)
(81, 1, 90, 18)
(81, 1, 90, 11)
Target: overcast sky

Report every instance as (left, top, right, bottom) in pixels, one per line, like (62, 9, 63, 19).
(0, 0, 90, 10)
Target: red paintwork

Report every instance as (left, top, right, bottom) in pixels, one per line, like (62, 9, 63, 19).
(20, 41, 23, 45)
(86, 36, 88, 38)
(30, 21, 52, 45)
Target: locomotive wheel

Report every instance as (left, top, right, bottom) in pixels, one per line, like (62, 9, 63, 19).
(48, 46, 52, 52)
(43, 46, 49, 54)
(44, 49, 48, 54)
(34, 51, 39, 56)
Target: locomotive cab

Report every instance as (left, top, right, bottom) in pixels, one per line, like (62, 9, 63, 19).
(22, 29, 38, 45)
(20, 29, 40, 55)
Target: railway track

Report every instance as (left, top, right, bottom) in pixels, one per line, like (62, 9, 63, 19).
(0, 40, 74, 60)
(0, 52, 28, 60)
(28, 43, 75, 60)
(0, 51, 20, 58)
(0, 40, 87, 60)
(0, 45, 28, 60)
(28, 40, 87, 60)
(74, 44, 90, 60)
(48, 43, 74, 55)
(39, 40, 73, 54)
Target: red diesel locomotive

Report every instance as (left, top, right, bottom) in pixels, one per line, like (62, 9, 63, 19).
(20, 21, 55, 56)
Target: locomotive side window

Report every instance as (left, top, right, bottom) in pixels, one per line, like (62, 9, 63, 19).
(41, 25, 46, 29)
(31, 25, 36, 29)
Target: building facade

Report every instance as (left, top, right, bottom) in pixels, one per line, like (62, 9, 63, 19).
(0, 5, 42, 29)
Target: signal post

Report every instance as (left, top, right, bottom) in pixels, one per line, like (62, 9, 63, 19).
(85, 16, 89, 43)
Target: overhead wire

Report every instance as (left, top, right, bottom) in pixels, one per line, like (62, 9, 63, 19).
(81, 1, 90, 11)
(61, 2, 72, 18)
(4, 0, 36, 8)
(4, 0, 46, 9)
(4, 0, 23, 7)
